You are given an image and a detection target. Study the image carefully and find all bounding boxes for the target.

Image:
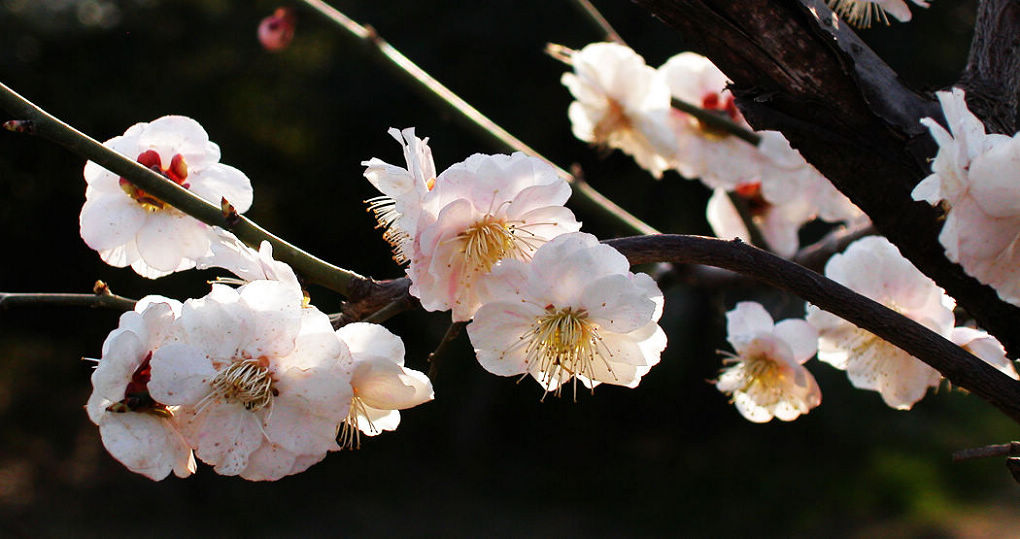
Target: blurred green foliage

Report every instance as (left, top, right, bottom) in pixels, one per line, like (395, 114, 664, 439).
(0, 0, 1016, 535)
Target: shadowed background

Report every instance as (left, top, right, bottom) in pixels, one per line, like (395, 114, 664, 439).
(0, 0, 1017, 535)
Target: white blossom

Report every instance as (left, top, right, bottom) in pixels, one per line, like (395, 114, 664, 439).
(716, 302, 821, 423)
(805, 236, 954, 409)
(827, 0, 931, 28)
(410, 152, 581, 321)
(362, 127, 437, 265)
(335, 322, 434, 449)
(950, 327, 1019, 381)
(197, 227, 301, 291)
(80, 116, 253, 278)
(561, 42, 676, 178)
(467, 232, 666, 397)
(148, 280, 351, 481)
(85, 296, 196, 480)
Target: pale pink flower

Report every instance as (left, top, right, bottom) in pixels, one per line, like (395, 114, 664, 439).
(148, 281, 351, 481)
(561, 42, 676, 178)
(467, 232, 666, 397)
(914, 89, 1020, 306)
(197, 228, 300, 291)
(362, 127, 437, 265)
(950, 327, 1019, 381)
(716, 302, 821, 423)
(86, 296, 196, 480)
(335, 322, 434, 449)
(827, 0, 930, 28)
(806, 236, 954, 409)
(80, 116, 253, 278)
(410, 152, 581, 321)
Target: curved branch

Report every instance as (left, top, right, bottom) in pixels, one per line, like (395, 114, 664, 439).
(0, 81, 366, 297)
(630, 0, 1020, 357)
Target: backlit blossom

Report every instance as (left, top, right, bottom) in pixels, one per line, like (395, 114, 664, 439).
(950, 327, 1019, 381)
(335, 322, 433, 449)
(362, 127, 437, 265)
(85, 296, 196, 480)
(411, 152, 581, 321)
(716, 302, 821, 423)
(467, 232, 666, 397)
(806, 236, 954, 409)
(148, 280, 351, 481)
(827, 0, 930, 28)
(561, 42, 676, 178)
(913, 89, 1020, 306)
(198, 228, 300, 291)
(80, 115, 253, 278)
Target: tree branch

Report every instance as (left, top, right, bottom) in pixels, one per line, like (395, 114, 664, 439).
(630, 0, 1020, 357)
(960, 0, 1020, 134)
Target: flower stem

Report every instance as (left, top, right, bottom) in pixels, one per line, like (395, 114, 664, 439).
(0, 81, 366, 297)
(296, 0, 659, 236)
(0, 292, 137, 311)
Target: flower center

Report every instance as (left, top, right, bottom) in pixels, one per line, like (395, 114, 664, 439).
(693, 92, 742, 140)
(460, 215, 528, 273)
(593, 98, 632, 143)
(734, 181, 770, 218)
(119, 150, 190, 212)
(338, 395, 376, 450)
(208, 358, 275, 412)
(722, 351, 787, 407)
(106, 350, 172, 418)
(519, 306, 612, 399)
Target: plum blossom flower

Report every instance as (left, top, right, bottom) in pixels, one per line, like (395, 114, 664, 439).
(826, 0, 930, 28)
(335, 322, 434, 449)
(805, 236, 954, 409)
(913, 89, 1020, 306)
(467, 232, 666, 397)
(950, 327, 1019, 381)
(362, 127, 437, 265)
(148, 280, 351, 481)
(411, 152, 581, 321)
(86, 296, 196, 480)
(716, 302, 821, 423)
(561, 42, 676, 178)
(197, 228, 300, 291)
(80, 116, 253, 278)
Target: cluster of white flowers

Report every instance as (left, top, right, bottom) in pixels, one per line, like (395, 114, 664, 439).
(913, 88, 1020, 308)
(826, 0, 931, 28)
(82, 118, 434, 481)
(362, 130, 667, 395)
(560, 43, 864, 258)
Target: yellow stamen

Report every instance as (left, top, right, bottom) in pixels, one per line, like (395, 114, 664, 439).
(516, 306, 613, 400)
(201, 358, 275, 412)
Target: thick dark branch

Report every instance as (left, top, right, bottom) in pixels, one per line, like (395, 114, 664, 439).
(631, 0, 1020, 356)
(960, 0, 1020, 134)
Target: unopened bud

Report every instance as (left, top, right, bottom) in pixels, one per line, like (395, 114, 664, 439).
(258, 8, 296, 52)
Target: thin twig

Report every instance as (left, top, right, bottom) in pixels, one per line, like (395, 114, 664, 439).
(298, 0, 659, 236)
(952, 442, 1020, 462)
(569, 0, 627, 45)
(0, 81, 366, 297)
(360, 298, 410, 325)
(0, 291, 137, 311)
(427, 321, 468, 380)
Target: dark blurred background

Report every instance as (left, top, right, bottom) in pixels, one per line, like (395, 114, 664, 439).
(0, 0, 1016, 536)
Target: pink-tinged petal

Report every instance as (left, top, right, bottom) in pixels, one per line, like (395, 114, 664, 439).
(148, 342, 217, 406)
(505, 181, 572, 220)
(288, 452, 328, 476)
(581, 274, 656, 334)
(80, 194, 148, 251)
(98, 413, 194, 481)
(358, 406, 401, 435)
(469, 301, 542, 376)
(240, 442, 298, 481)
(725, 302, 775, 352)
(474, 258, 531, 305)
(237, 280, 304, 359)
(186, 403, 264, 475)
(773, 319, 819, 364)
(337, 322, 405, 366)
(844, 337, 941, 409)
(188, 163, 254, 213)
(509, 205, 581, 250)
(579, 352, 642, 388)
(352, 358, 433, 410)
(951, 327, 1018, 380)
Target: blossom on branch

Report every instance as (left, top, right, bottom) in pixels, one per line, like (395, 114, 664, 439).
(80, 116, 253, 278)
(147, 280, 351, 481)
(197, 228, 301, 291)
(335, 322, 433, 450)
(410, 152, 581, 321)
(467, 232, 666, 398)
(561, 42, 676, 178)
(85, 296, 196, 481)
(950, 327, 1019, 381)
(806, 236, 954, 409)
(716, 302, 821, 423)
(826, 0, 931, 28)
(913, 89, 1020, 307)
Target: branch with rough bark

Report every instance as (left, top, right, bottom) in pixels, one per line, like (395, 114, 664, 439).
(630, 0, 1020, 356)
